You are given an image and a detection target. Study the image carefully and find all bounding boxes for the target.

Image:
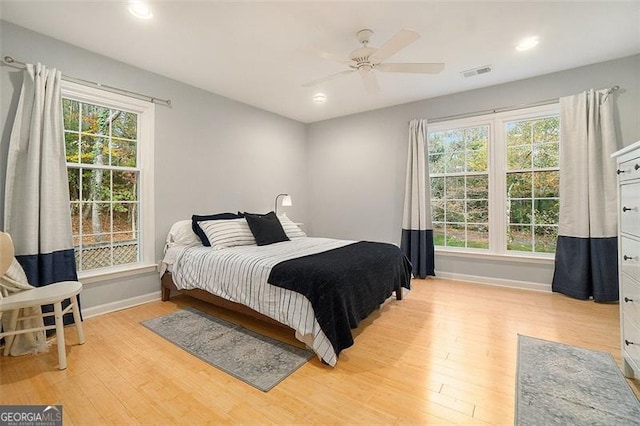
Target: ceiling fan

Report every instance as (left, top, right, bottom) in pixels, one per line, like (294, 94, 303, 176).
(302, 28, 445, 93)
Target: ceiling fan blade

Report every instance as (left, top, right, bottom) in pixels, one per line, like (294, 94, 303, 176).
(301, 69, 354, 87)
(358, 69, 380, 93)
(377, 63, 445, 74)
(301, 46, 354, 66)
(370, 29, 421, 63)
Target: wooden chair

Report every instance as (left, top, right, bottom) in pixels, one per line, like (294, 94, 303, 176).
(0, 232, 84, 370)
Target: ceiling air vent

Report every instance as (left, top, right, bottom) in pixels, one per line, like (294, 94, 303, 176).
(461, 65, 492, 78)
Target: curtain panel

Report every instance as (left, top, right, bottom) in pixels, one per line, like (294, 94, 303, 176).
(551, 89, 619, 302)
(4, 63, 78, 323)
(401, 119, 435, 278)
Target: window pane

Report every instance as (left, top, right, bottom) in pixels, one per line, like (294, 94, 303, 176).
(467, 200, 489, 222)
(446, 201, 465, 222)
(506, 172, 532, 198)
(444, 130, 465, 152)
(81, 202, 112, 236)
(533, 117, 559, 143)
(534, 199, 559, 224)
(508, 225, 533, 251)
(70, 202, 80, 236)
(80, 135, 108, 166)
(68, 168, 80, 201)
(82, 169, 111, 201)
(63, 99, 80, 131)
(510, 200, 532, 224)
(507, 146, 532, 170)
(113, 203, 139, 266)
(534, 226, 558, 253)
(111, 111, 137, 140)
(446, 176, 466, 199)
(65, 132, 79, 163)
(430, 177, 444, 199)
(77, 246, 112, 271)
(534, 171, 560, 198)
(506, 120, 532, 146)
(81, 104, 110, 135)
(533, 143, 559, 168)
(445, 223, 465, 247)
(445, 151, 465, 173)
(467, 225, 489, 249)
(466, 175, 488, 199)
(429, 153, 445, 174)
(113, 171, 138, 201)
(110, 138, 137, 167)
(467, 149, 487, 172)
(428, 132, 445, 154)
(433, 222, 445, 246)
(432, 200, 445, 222)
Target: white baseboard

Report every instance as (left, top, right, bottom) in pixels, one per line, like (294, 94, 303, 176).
(434, 271, 552, 293)
(82, 291, 162, 319)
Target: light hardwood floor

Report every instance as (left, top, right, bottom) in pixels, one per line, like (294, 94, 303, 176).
(1, 277, 638, 424)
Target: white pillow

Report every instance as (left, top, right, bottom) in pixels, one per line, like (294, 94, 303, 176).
(166, 220, 201, 247)
(199, 218, 256, 250)
(277, 214, 307, 239)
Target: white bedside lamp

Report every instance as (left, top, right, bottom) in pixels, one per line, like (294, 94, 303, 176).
(274, 193, 292, 215)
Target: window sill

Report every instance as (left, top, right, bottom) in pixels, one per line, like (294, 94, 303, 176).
(78, 262, 158, 284)
(435, 248, 555, 265)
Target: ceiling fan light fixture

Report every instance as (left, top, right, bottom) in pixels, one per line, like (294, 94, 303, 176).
(516, 36, 539, 51)
(312, 93, 327, 104)
(128, 1, 153, 20)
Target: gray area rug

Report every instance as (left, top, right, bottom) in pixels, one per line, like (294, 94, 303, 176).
(516, 335, 640, 425)
(141, 307, 313, 391)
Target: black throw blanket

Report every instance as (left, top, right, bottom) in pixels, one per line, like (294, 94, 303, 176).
(268, 241, 412, 357)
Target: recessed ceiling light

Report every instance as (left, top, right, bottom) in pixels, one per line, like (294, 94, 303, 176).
(129, 1, 153, 20)
(516, 36, 539, 52)
(312, 93, 327, 104)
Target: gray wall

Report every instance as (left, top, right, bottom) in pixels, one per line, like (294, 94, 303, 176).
(0, 21, 308, 309)
(307, 54, 640, 286)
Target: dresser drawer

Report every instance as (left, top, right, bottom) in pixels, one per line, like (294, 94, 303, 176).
(618, 157, 640, 182)
(621, 237, 640, 282)
(622, 274, 640, 321)
(620, 182, 640, 236)
(623, 317, 640, 368)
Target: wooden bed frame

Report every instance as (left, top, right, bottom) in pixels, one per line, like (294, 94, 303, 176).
(161, 272, 288, 328)
(161, 272, 403, 330)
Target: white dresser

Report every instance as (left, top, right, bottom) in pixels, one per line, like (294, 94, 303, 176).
(613, 140, 640, 378)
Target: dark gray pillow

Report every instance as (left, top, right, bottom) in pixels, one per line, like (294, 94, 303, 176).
(243, 211, 290, 246)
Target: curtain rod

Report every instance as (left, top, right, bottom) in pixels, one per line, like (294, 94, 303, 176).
(426, 85, 620, 124)
(2, 56, 171, 107)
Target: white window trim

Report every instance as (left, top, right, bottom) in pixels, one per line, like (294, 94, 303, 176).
(428, 103, 560, 258)
(62, 81, 155, 281)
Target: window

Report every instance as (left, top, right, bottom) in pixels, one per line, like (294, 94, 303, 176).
(429, 126, 489, 249)
(428, 105, 560, 257)
(62, 82, 155, 275)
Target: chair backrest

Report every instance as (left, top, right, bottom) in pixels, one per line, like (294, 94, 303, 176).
(0, 232, 15, 278)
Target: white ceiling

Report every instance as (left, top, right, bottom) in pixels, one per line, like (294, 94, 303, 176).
(1, 1, 639, 123)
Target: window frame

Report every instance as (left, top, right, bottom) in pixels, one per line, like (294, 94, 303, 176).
(427, 103, 560, 260)
(61, 81, 156, 281)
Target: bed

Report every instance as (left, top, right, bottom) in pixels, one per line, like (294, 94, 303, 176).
(160, 214, 412, 366)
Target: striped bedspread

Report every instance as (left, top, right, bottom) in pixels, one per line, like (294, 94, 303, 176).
(170, 237, 353, 366)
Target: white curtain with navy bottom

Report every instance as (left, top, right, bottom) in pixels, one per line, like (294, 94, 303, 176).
(401, 119, 435, 278)
(4, 63, 79, 324)
(551, 89, 619, 302)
